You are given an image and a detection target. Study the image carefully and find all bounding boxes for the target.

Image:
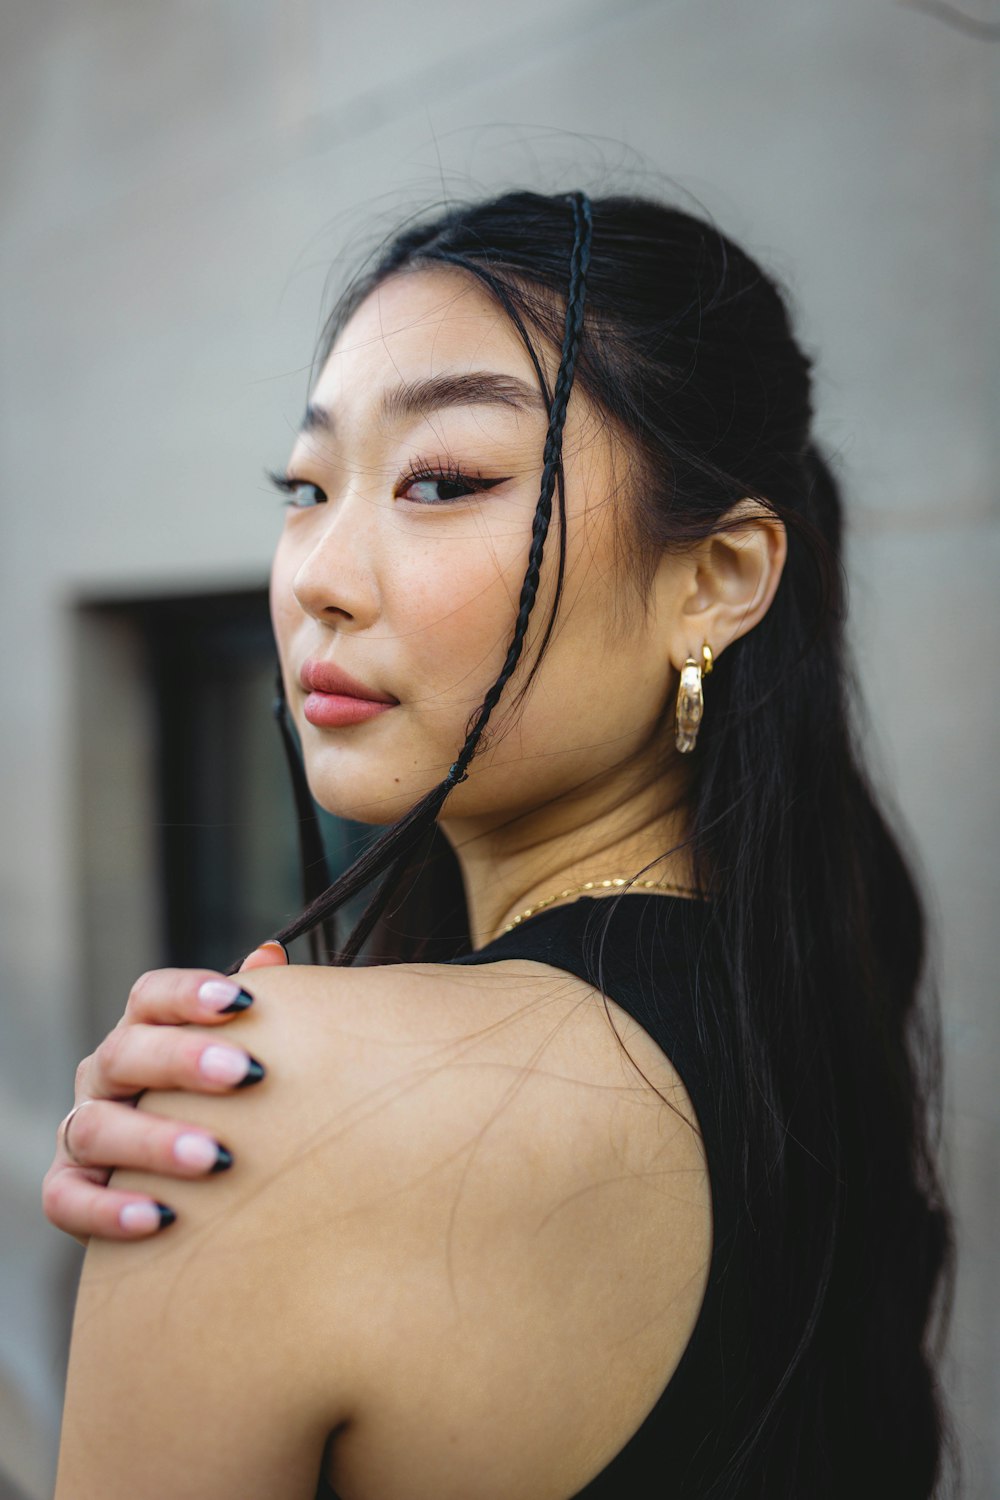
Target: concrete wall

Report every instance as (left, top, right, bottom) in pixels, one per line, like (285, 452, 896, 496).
(1, 1, 996, 1493)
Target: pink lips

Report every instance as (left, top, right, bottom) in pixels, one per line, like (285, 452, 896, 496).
(299, 659, 398, 729)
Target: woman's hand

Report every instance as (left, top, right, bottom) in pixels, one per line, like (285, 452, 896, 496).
(41, 942, 288, 1247)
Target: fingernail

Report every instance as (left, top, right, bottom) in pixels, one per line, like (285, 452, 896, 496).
(199, 1046, 266, 1086)
(198, 979, 254, 1013)
(173, 1133, 233, 1172)
(260, 939, 288, 959)
(120, 1201, 176, 1233)
(235, 1056, 266, 1089)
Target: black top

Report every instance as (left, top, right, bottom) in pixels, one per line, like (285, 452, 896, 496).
(317, 893, 745, 1498)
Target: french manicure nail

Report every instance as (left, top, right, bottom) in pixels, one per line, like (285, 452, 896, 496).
(198, 980, 254, 1013)
(235, 1056, 266, 1089)
(199, 1045, 262, 1086)
(173, 1133, 232, 1172)
(120, 1201, 176, 1233)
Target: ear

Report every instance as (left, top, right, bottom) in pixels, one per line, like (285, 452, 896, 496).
(669, 499, 787, 669)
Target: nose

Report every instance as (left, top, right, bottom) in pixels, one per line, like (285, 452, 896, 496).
(290, 490, 379, 629)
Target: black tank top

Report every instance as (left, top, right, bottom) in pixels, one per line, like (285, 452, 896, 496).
(317, 893, 745, 1498)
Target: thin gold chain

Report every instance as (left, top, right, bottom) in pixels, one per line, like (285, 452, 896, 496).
(497, 875, 705, 937)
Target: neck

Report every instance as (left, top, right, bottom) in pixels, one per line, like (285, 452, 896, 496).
(440, 751, 696, 950)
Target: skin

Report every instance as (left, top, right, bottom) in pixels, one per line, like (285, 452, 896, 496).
(52, 266, 787, 1498)
(271, 267, 784, 942)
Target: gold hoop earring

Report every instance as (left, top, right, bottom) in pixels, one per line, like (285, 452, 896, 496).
(675, 642, 713, 753)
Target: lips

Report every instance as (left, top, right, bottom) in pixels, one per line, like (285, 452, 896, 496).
(299, 659, 398, 705)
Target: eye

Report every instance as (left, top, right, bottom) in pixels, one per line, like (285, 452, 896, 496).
(266, 469, 327, 508)
(396, 458, 509, 506)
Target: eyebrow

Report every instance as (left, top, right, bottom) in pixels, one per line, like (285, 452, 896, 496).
(299, 371, 547, 435)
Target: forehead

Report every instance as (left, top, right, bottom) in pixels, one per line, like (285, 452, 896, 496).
(315, 266, 554, 405)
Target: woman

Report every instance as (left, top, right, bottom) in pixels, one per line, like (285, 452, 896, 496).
(45, 190, 957, 1498)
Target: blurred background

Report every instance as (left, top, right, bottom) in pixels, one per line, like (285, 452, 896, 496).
(0, 0, 996, 1494)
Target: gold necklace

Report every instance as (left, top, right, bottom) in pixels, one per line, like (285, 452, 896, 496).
(498, 875, 705, 936)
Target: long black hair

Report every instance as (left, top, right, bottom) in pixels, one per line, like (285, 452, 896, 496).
(259, 190, 959, 1498)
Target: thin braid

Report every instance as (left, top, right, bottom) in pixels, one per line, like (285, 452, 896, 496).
(425, 258, 569, 713)
(445, 191, 593, 786)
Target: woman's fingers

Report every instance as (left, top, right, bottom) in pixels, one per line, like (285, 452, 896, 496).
(109, 943, 286, 1033)
(44, 952, 282, 1246)
(117, 942, 286, 1027)
(56, 1097, 233, 1178)
(42, 1160, 178, 1246)
(238, 941, 289, 973)
(81, 1022, 266, 1103)
(122, 967, 257, 1027)
(43, 1096, 237, 1246)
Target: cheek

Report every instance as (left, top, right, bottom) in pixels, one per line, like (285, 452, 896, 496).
(268, 541, 298, 660)
(385, 527, 528, 708)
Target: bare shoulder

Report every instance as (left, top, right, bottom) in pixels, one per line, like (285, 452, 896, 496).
(120, 959, 713, 1496)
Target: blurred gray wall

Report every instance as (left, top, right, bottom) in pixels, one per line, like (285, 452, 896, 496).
(1, 1, 996, 1494)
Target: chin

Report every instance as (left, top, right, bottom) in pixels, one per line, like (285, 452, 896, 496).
(307, 782, 407, 827)
(304, 764, 440, 827)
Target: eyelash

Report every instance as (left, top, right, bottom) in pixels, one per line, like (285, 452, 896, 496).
(265, 457, 508, 509)
(266, 469, 326, 507)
